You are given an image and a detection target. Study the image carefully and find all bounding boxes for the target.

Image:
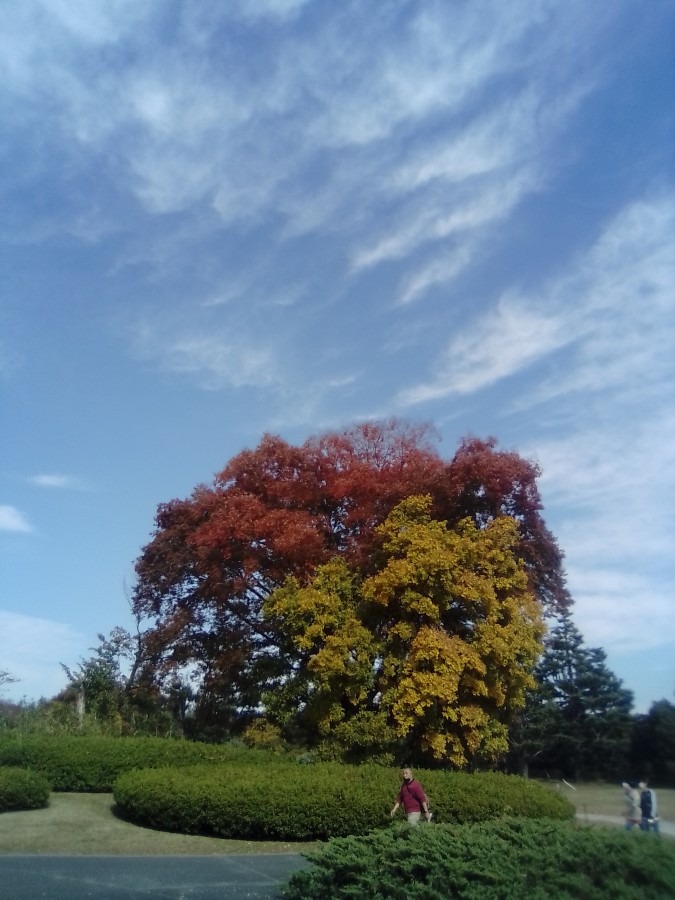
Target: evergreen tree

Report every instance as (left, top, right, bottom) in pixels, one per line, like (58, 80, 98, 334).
(510, 611, 633, 780)
(631, 699, 675, 786)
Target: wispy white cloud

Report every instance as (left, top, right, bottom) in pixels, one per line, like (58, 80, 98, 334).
(350, 81, 591, 284)
(397, 191, 675, 406)
(0, 0, 150, 92)
(167, 336, 277, 391)
(525, 194, 675, 405)
(353, 180, 522, 279)
(129, 319, 280, 392)
(0, 610, 87, 701)
(398, 298, 571, 405)
(221, 0, 311, 23)
(532, 409, 675, 523)
(569, 573, 674, 655)
(38, 0, 148, 46)
(532, 411, 675, 574)
(29, 474, 87, 490)
(0, 0, 605, 258)
(0, 505, 33, 534)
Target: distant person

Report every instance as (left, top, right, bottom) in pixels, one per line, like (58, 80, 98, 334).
(639, 780, 659, 833)
(622, 782, 640, 830)
(390, 767, 432, 826)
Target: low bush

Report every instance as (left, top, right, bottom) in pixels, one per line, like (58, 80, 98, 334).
(113, 764, 573, 841)
(0, 735, 273, 791)
(283, 818, 675, 899)
(113, 763, 387, 840)
(0, 766, 51, 812)
(419, 770, 572, 824)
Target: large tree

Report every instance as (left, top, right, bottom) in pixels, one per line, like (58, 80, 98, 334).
(132, 419, 569, 748)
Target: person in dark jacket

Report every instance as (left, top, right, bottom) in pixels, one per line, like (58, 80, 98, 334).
(390, 767, 431, 826)
(639, 780, 659, 833)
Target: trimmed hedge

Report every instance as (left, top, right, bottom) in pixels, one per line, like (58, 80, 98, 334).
(415, 769, 574, 825)
(284, 818, 675, 899)
(0, 766, 51, 812)
(113, 764, 574, 841)
(0, 735, 273, 792)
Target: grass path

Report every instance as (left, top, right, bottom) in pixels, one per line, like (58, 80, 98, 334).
(0, 793, 315, 856)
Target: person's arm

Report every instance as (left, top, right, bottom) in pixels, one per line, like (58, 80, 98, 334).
(391, 787, 402, 816)
(415, 784, 432, 820)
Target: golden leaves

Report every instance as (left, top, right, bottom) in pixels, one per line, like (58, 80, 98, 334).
(263, 496, 544, 766)
(365, 497, 544, 765)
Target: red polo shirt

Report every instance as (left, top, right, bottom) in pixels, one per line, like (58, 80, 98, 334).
(398, 779, 427, 812)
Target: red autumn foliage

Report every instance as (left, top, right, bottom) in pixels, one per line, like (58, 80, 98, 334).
(440, 436, 570, 613)
(132, 419, 569, 719)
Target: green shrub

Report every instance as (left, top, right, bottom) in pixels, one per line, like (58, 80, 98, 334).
(113, 762, 387, 840)
(113, 764, 573, 841)
(420, 770, 573, 823)
(0, 735, 274, 792)
(284, 818, 675, 899)
(0, 766, 51, 812)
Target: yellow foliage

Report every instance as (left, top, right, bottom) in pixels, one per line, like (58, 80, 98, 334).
(364, 496, 544, 766)
(264, 559, 378, 736)
(263, 496, 544, 767)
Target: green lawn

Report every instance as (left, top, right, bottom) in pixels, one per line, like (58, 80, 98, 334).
(542, 780, 675, 820)
(0, 793, 315, 856)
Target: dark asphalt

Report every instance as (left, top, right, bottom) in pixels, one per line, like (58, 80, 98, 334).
(0, 855, 310, 900)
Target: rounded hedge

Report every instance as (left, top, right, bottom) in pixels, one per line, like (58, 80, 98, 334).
(113, 764, 574, 841)
(0, 766, 51, 813)
(0, 735, 273, 792)
(285, 818, 675, 899)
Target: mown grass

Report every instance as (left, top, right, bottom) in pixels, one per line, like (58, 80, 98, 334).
(541, 781, 675, 820)
(0, 793, 315, 856)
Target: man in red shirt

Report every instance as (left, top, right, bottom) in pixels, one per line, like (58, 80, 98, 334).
(390, 767, 431, 826)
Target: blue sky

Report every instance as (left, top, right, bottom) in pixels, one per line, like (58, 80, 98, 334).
(1, 0, 673, 713)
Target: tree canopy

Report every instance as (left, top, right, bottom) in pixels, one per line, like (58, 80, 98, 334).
(132, 419, 570, 761)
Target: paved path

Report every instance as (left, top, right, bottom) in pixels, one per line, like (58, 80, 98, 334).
(0, 854, 309, 900)
(575, 812, 675, 837)
(1, 820, 671, 898)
